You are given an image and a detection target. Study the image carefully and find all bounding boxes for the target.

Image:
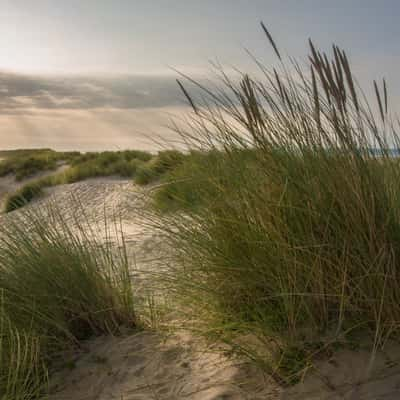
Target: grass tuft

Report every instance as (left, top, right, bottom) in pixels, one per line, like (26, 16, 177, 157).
(149, 26, 400, 382)
(0, 149, 79, 181)
(4, 182, 44, 213)
(0, 204, 135, 398)
(135, 150, 186, 185)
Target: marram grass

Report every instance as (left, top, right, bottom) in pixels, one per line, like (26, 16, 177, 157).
(150, 24, 400, 383)
(0, 204, 135, 399)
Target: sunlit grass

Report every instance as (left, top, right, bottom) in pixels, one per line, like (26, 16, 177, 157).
(149, 24, 400, 383)
(0, 149, 79, 181)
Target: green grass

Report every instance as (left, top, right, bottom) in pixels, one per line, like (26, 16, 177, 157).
(152, 149, 261, 212)
(0, 205, 135, 399)
(148, 25, 400, 383)
(4, 182, 44, 213)
(134, 150, 186, 185)
(62, 150, 152, 182)
(0, 149, 79, 181)
(0, 313, 46, 399)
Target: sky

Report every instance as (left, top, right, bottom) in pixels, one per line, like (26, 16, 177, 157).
(0, 0, 399, 150)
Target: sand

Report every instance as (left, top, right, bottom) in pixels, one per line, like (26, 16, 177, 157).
(48, 331, 281, 400)
(2, 175, 400, 399)
(282, 343, 400, 399)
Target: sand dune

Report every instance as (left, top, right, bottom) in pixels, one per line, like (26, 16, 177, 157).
(2, 176, 400, 399)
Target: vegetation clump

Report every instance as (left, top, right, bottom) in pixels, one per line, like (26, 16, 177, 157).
(4, 181, 44, 212)
(0, 149, 79, 180)
(149, 25, 400, 382)
(134, 150, 186, 185)
(0, 206, 135, 398)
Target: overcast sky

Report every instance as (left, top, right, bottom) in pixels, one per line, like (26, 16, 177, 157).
(0, 0, 399, 150)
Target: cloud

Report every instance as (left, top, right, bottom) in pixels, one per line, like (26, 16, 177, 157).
(0, 72, 191, 114)
(0, 106, 188, 151)
(0, 71, 210, 150)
